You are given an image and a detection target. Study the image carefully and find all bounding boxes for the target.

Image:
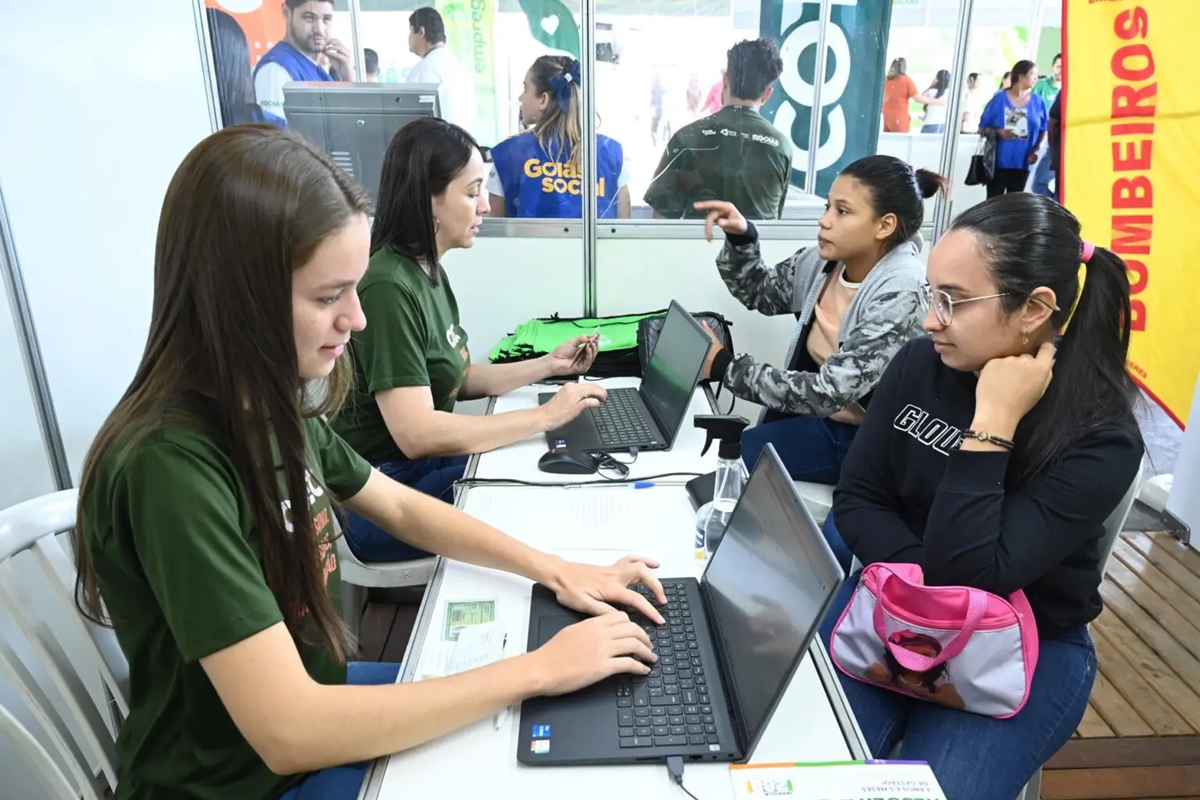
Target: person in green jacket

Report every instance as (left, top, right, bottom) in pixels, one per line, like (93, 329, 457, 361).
(75, 124, 664, 800)
(332, 117, 606, 562)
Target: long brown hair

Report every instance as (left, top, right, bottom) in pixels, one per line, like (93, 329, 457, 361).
(75, 125, 371, 660)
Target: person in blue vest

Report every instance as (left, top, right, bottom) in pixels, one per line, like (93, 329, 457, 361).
(254, 0, 354, 123)
(487, 55, 630, 219)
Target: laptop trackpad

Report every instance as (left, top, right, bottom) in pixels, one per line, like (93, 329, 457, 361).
(537, 615, 586, 647)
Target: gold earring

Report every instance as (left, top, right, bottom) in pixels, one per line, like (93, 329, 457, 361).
(1021, 331, 1029, 346)
(434, 217, 440, 233)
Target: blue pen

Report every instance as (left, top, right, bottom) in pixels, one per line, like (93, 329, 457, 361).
(633, 481, 655, 489)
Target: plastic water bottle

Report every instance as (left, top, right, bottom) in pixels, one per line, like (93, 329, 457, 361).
(693, 415, 749, 562)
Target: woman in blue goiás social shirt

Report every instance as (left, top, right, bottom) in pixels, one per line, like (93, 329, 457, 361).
(76, 124, 671, 800)
(978, 59, 1048, 198)
(332, 118, 608, 563)
(488, 56, 630, 219)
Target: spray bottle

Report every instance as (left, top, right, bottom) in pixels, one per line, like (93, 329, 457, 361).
(693, 415, 750, 562)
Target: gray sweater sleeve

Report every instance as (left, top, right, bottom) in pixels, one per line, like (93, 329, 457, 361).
(716, 225, 815, 317)
(722, 284, 925, 416)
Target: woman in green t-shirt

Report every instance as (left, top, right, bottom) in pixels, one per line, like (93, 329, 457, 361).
(75, 125, 665, 800)
(333, 117, 607, 563)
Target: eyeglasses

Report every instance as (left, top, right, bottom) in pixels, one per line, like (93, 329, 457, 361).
(918, 281, 1060, 326)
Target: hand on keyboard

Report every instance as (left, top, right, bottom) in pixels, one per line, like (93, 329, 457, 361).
(529, 612, 657, 696)
(539, 382, 608, 429)
(546, 555, 667, 625)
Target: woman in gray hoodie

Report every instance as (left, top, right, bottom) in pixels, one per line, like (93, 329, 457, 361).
(696, 155, 944, 487)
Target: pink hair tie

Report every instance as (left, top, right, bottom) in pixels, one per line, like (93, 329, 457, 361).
(1080, 240, 1096, 264)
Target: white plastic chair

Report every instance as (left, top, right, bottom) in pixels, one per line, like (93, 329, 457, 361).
(0, 488, 131, 796)
(0, 701, 87, 800)
(336, 531, 437, 642)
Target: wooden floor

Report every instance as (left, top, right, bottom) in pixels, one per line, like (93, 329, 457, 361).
(1042, 531, 1200, 800)
(358, 533, 1200, 800)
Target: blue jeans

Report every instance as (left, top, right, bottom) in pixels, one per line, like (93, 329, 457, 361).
(819, 573, 1096, 800)
(278, 662, 401, 800)
(1031, 148, 1056, 198)
(343, 456, 466, 562)
(821, 514, 855, 575)
(741, 415, 858, 485)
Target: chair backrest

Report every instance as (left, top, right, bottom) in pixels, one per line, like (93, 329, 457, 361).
(1098, 462, 1143, 574)
(0, 701, 99, 800)
(0, 489, 131, 793)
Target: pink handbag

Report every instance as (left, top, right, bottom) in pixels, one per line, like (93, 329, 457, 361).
(829, 563, 1039, 718)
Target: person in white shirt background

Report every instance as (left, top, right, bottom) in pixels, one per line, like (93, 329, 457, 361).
(254, 0, 354, 123)
(406, 7, 477, 133)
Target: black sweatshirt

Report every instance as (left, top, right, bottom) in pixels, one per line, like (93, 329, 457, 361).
(834, 338, 1143, 639)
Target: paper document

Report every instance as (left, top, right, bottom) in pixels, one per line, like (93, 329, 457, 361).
(445, 621, 508, 674)
(443, 600, 496, 641)
(730, 761, 946, 799)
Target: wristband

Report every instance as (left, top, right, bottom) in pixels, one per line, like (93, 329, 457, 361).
(961, 430, 1015, 451)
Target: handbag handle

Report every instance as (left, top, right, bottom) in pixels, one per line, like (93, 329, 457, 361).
(870, 567, 988, 673)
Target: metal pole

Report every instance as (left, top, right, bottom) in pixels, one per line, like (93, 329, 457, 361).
(192, 0, 221, 132)
(581, 2, 598, 316)
(347, 0, 365, 82)
(803, 0, 833, 194)
(0, 183, 73, 491)
(1028, 0, 1048, 61)
(932, 0, 977, 241)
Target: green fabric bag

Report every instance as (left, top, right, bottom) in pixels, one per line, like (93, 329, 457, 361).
(489, 312, 665, 378)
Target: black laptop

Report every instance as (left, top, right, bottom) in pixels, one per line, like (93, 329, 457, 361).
(517, 444, 845, 766)
(538, 300, 710, 455)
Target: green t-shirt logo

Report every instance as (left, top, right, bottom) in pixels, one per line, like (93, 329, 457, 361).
(446, 324, 462, 349)
(279, 470, 339, 591)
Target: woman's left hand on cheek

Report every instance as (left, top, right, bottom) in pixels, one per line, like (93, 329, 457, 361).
(975, 341, 1056, 424)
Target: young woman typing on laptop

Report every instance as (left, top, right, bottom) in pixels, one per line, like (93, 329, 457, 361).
(330, 118, 606, 562)
(820, 194, 1142, 800)
(75, 125, 663, 800)
(694, 156, 943, 490)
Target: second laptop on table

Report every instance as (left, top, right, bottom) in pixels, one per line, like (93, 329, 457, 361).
(538, 300, 712, 457)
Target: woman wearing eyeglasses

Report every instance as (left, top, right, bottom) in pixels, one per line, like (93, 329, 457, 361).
(820, 193, 1143, 800)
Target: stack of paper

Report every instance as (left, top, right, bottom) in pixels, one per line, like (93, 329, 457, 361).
(730, 761, 946, 799)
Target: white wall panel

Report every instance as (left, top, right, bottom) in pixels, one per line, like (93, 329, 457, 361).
(442, 237, 584, 415)
(0, 280, 54, 510)
(0, 1, 215, 481)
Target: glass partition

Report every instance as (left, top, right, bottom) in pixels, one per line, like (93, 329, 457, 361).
(200, 0, 1062, 234)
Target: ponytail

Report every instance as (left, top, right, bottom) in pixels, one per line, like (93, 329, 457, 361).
(1012, 245, 1136, 480)
(528, 56, 583, 173)
(948, 193, 1139, 483)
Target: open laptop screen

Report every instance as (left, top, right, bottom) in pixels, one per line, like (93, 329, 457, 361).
(700, 447, 844, 749)
(639, 302, 711, 446)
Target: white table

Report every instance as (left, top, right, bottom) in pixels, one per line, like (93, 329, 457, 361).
(359, 380, 867, 800)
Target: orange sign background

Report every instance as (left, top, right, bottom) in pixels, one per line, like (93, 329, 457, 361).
(205, 1, 287, 66)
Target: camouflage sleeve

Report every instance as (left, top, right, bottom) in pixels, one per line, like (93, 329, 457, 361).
(722, 288, 924, 416)
(715, 234, 805, 317)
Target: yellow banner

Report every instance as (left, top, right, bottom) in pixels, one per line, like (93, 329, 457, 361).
(1064, 0, 1200, 427)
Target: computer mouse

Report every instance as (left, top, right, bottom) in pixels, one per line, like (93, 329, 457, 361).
(537, 449, 600, 475)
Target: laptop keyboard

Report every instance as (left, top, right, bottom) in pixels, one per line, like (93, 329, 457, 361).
(593, 388, 656, 448)
(615, 581, 720, 749)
